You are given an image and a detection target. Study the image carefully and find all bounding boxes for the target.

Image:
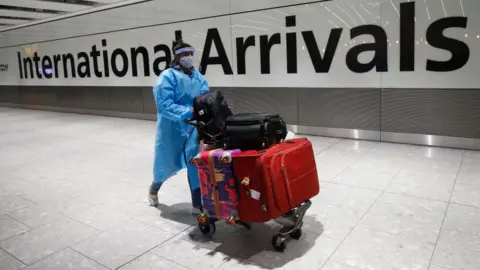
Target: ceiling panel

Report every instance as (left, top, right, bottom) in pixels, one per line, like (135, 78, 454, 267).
(0, 0, 229, 47)
(0, 18, 31, 25)
(0, 0, 90, 12)
(0, 9, 55, 19)
(88, 0, 127, 3)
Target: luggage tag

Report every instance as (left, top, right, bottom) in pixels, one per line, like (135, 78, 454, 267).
(284, 131, 296, 141)
(250, 189, 261, 200)
(241, 177, 261, 200)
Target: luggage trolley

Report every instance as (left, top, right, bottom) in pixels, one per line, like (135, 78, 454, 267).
(187, 136, 312, 252)
(185, 106, 314, 252)
(196, 198, 312, 252)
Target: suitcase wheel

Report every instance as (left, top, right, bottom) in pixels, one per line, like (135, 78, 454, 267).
(271, 234, 287, 252)
(289, 228, 302, 240)
(226, 216, 236, 226)
(198, 222, 216, 235)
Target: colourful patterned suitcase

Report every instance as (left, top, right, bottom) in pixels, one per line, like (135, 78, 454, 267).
(191, 149, 241, 223)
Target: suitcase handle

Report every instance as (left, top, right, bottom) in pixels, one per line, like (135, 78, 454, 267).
(256, 139, 295, 153)
(184, 118, 215, 129)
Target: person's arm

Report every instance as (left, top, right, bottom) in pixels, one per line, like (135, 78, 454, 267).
(153, 70, 193, 121)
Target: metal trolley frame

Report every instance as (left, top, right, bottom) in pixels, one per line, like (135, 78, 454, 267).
(185, 119, 312, 252)
(197, 200, 312, 252)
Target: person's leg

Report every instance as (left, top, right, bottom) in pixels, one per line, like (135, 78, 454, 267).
(184, 130, 202, 214)
(148, 180, 163, 206)
(149, 166, 182, 206)
(187, 163, 202, 210)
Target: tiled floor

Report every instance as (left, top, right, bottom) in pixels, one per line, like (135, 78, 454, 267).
(1, 107, 480, 270)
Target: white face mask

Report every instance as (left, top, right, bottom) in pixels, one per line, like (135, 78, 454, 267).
(179, 55, 194, 69)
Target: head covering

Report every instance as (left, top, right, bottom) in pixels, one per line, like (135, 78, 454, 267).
(172, 40, 195, 56)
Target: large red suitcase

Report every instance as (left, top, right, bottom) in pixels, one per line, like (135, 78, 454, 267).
(232, 138, 320, 223)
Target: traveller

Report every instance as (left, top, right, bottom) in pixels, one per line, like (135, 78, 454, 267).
(148, 40, 209, 215)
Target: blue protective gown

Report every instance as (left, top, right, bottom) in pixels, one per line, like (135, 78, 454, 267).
(152, 66, 209, 205)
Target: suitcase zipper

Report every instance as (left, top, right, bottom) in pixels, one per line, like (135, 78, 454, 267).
(270, 142, 305, 210)
(208, 150, 221, 218)
(280, 156, 294, 208)
(258, 154, 274, 213)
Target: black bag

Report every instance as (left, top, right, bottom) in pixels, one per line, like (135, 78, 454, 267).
(189, 90, 233, 142)
(218, 112, 287, 150)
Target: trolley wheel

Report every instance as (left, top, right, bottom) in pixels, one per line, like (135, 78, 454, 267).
(289, 228, 302, 240)
(198, 222, 216, 235)
(236, 221, 252, 230)
(271, 234, 287, 252)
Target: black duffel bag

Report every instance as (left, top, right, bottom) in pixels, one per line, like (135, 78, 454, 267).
(186, 90, 233, 143)
(217, 112, 287, 150)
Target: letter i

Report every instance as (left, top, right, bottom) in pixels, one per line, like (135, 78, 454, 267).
(102, 39, 110, 77)
(17, 52, 23, 79)
(286, 15, 297, 74)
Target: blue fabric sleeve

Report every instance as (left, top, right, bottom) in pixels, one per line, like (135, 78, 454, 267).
(200, 79, 209, 94)
(153, 70, 193, 120)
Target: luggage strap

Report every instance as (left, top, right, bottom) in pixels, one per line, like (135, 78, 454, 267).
(230, 160, 242, 203)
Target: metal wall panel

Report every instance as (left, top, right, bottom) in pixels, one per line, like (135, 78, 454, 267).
(381, 89, 480, 139)
(213, 87, 299, 125)
(108, 87, 144, 113)
(56, 86, 110, 110)
(298, 88, 381, 131)
(142, 87, 156, 114)
(2, 86, 480, 148)
(0, 85, 18, 102)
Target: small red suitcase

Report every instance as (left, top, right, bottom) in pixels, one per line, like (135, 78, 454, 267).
(232, 138, 320, 223)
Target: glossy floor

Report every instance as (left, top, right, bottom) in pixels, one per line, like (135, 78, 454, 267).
(1, 107, 480, 270)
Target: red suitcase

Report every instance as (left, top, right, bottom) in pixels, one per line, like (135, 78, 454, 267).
(232, 138, 320, 223)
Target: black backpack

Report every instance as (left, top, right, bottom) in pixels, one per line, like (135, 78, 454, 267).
(187, 90, 233, 142)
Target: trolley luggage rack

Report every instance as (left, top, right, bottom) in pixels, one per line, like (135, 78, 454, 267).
(185, 119, 314, 252)
(197, 200, 312, 252)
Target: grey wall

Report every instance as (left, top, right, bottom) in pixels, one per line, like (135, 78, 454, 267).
(381, 89, 480, 139)
(2, 86, 480, 144)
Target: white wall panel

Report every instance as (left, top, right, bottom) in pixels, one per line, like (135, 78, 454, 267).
(0, 0, 479, 89)
(230, 0, 382, 88)
(0, 0, 89, 12)
(134, 16, 234, 87)
(0, 0, 229, 47)
(0, 16, 233, 87)
(230, 0, 315, 13)
(380, 0, 480, 89)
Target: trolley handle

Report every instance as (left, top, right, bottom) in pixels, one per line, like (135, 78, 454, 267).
(184, 118, 197, 126)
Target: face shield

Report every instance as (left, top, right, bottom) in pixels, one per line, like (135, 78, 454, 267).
(175, 46, 201, 70)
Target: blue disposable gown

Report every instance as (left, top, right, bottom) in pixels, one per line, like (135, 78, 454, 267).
(152, 67, 209, 196)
